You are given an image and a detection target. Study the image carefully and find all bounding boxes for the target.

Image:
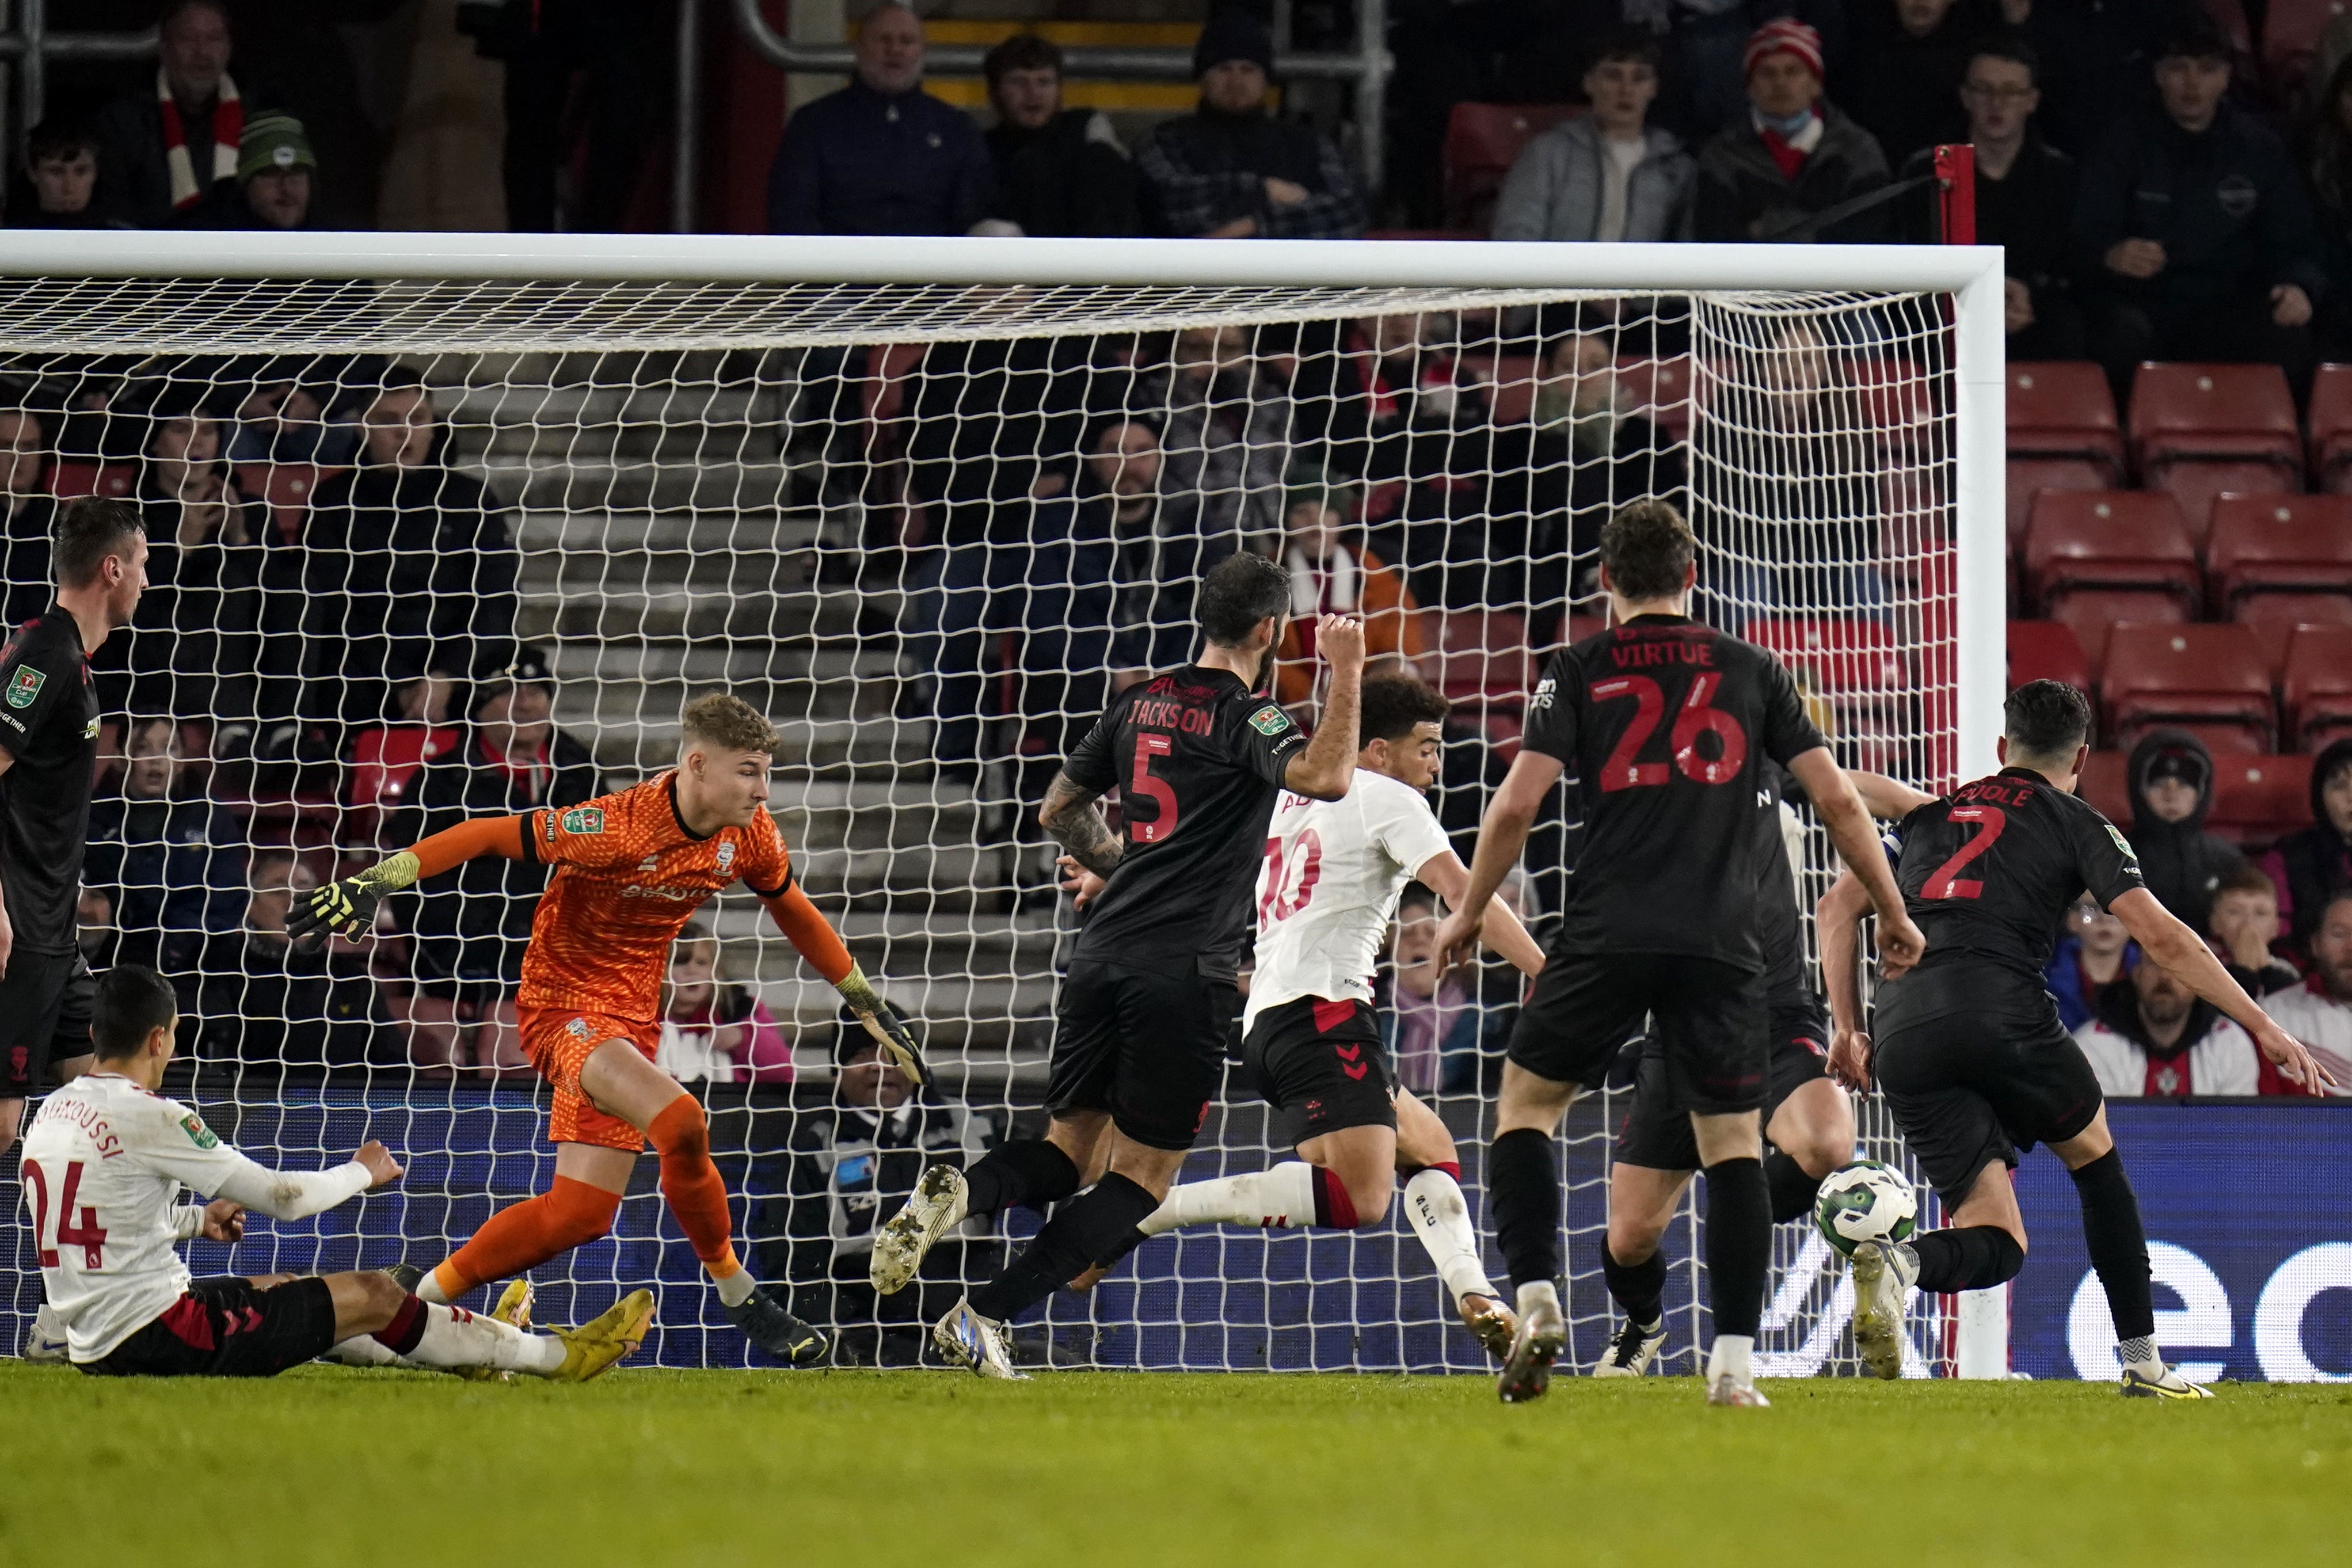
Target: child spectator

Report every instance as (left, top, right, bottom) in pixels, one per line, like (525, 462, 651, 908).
(345, 664, 464, 844)
(1269, 467, 1429, 709)
(1383, 888, 1479, 1094)
(2124, 729, 2250, 934)
(1693, 19, 1892, 243)
(2209, 862, 2301, 1000)
(2260, 736, 2352, 960)
(2263, 891, 2352, 1095)
(656, 923, 794, 1087)
(1492, 27, 1695, 243)
(10, 119, 107, 229)
(2043, 895, 2139, 1032)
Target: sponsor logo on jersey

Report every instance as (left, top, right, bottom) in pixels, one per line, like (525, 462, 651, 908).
(561, 806, 605, 835)
(543, 812, 559, 843)
(623, 883, 705, 901)
(1528, 676, 1556, 711)
(2106, 823, 2139, 864)
(716, 841, 736, 873)
(178, 1112, 219, 1150)
(1248, 704, 1293, 737)
(5, 667, 43, 709)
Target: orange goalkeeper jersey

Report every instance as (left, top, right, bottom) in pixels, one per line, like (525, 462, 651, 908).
(516, 771, 791, 1021)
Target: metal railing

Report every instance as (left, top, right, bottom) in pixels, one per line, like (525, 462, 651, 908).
(726, 0, 1395, 200)
(0, 0, 158, 150)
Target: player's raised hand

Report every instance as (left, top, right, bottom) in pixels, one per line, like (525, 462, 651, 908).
(288, 874, 385, 952)
(200, 1198, 247, 1243)
(1875, 909, 1926, 979)
(355, 1141, 404, 1188)
(1432, 905, 1483, 974)
(1057, 854, 1107, 911)
(2250, 1018, 2339, 1097)
(1826, 1027, 1873, 1093)
(1317, 614, 1366, 672)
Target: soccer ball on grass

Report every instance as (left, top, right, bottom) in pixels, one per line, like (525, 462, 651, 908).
(1812, 1159, 1917, 1258)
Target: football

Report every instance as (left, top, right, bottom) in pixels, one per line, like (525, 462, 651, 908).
(1813, 1159, 1919, 1258)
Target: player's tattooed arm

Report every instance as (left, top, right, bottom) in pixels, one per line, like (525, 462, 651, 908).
(1040, 770, 1123, 878)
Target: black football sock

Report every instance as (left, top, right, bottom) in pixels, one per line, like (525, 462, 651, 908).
(960, 1139, 1081, 1219)
(1701, 1157, 1770, 1340)
(968, 1173, 1160, 1322)
(2070, 1148, 2156, 1344)
(1489, 1127, 1562, 1294)
(1601, 1243, 1666, 1330)
(1908, 1225, 2025, 1293)
(1765, 1148, 1825, 1224)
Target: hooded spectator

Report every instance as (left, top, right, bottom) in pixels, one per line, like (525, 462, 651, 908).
(2208, 861, 2301, 1000)
(1269, 468, 1430, 710)
(0, 405, 60, 627)
(84, 716, 248, 976)
(983, 33, 1141, 238)
(96, 0, 269, 229)
(303, 372, 520, 723)
(1136, 6, 1365, 239)
(195, 851, 386, 1072)
(2123, 728, 2250, 934)
(2072, 952, 2264, 1097)
(2260, 736, 2352, 960)
(203, 111, 315, 231)
(1693, 18, 1893, 243)
(2042, 893, 2138, 1033)
(9, 117, 109, 230)
(656, 922, 794, 1087)
(766, 3, 993, 237)
(1492, 27, 1695, 243)
(2074, 18, 2327, 405)
(2263, 890, 2352, 1095)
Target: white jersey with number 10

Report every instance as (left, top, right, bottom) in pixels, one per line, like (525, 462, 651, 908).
(1246, 767, 1453, 1034)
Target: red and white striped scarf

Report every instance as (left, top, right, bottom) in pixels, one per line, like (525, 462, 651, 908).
(157, 67, 242, 211)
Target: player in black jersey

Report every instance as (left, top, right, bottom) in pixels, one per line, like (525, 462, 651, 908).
(0, 498, 146, 1153)
(870, 552, 1370, 1378)
(1818, 680, 2330, 1397)
(1434, 501, 1921, 1407)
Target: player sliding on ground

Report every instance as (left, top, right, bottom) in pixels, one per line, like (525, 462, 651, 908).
(20, 964, 649, 1379)
(1817, 679, 2332, 1397)
(1062, 674, 1544, 1357)
(1432, 501, 1923, 1408)
(290, 692, 924, 1364)
(871, 554, 1368, 1378)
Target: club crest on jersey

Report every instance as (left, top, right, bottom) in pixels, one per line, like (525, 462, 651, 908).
(716, 841, 736, 873)
(561, 806, 605, 836)
(178, 1112, 218, 1150)
(637, 854, 660, 873)
(1248, 704, 1293, 737)
(566, 1018, 592, 1040)
(5, 667, 44, 709)
(2106, 823, 2139, 863)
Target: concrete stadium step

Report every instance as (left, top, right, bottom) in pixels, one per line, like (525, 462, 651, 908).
(511, 509, 825, 559)
(482, 455, 793, 515)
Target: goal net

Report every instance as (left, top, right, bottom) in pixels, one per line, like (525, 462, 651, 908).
(0, 235, 2002, 1376)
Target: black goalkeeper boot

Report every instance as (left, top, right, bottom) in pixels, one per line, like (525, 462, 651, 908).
(728, 1284, 829, 1365)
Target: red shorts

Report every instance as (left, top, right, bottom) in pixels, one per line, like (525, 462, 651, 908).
(517, 1007, 663, 1152)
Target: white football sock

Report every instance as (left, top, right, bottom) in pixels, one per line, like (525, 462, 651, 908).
(1403, 1168, 1497, 1305)
(713, 1267, 758, 1308)
(1706, 1334, 1755, 1386)
(322, 1335, 411, 1368)
(1516, 1278, 1561, 1319)
(414, 1269, 453, 1306)
(402, 1303, 566, 1375)
(1136, 1162, 1320, 1237)
(2117, 1334, 2161, 1372)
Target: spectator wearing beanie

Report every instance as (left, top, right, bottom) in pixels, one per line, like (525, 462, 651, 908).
(1693, 18, 1892, 243)
(2123, 728, 2250, 934)
(1136, 6, 1364, 239)
(766, 2, 993, 237)
(200, 111, 315, 231)
(983, 33, 1140, 238)
(2073, 19, 2326, 406)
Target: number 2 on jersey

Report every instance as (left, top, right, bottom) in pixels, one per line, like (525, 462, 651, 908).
(1590, 673, 1749, 791)
(22, 1158, 106, 1269)
(1260, 829, 1323, 924)
(1923, 805, 2006, 900)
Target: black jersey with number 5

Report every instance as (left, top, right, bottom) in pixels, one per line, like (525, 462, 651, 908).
(1062, 665, 1309, 982)
(1887, 766, 2145, 991)
(1523, 614, 1826, 971)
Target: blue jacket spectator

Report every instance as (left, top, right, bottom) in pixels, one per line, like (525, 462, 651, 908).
(765, 4, 992, 237)
(2043, 899, 2141, 1033)
(85, 717, 246, 976)
(1136, 7, 1363, 239)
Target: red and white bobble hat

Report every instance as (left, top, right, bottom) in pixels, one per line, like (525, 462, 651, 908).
(1742, 17, 1825, 81)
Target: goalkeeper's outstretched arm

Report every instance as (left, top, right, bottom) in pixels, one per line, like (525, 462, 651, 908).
(288, 815, 531, 947)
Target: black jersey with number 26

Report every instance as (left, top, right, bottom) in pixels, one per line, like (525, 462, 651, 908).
(1063, 665, 1309, 982)
(1521, 614, 1826, 971)
(1889, 766, 2146, 989)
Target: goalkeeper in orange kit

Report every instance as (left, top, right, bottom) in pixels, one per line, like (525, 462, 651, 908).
(290, 694, 923, 1363)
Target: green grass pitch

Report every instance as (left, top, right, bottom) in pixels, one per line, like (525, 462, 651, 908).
(4, 1364, 2347, 1567)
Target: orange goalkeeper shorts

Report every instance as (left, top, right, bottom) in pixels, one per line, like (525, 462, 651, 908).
(517, 1006, 664, 1152)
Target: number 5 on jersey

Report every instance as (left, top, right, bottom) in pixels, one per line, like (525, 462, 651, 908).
(1130, 734, 1178, 843)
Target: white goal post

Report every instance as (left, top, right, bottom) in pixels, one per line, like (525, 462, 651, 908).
(0, 232, 2007, 1377)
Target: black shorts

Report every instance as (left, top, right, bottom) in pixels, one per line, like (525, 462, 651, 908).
(1873, 973, 2103, 1210)
(0, 949, 95, 1098)
(1243, 995, 1399, 1150)
(1508, 952, 1769, 1116)
(1044, 959, 1234, 1152)
(79, 1276, 338, 1378)
(1615, 1011, 1832, 1172)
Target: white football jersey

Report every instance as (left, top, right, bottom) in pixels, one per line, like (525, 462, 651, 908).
(18, 1073, 371, 1363)
(2265, 983, 2352, 1095)
(2071, 1017, 2260, 1098)
(1246, 767, 1453, 1032)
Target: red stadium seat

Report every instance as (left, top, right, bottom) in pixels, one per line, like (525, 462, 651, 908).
(2007, 620, 2090, 693)
(2129, 363, 2303, 548)
(1431, 610, 1533, 707)
(1444, 102, 1584, 232)
(2310, 363, 2352, 490)
(235, 462, 343, 545)
(2049, 594, 2189, 679)
(2102, 622, 2278, 751)
(1613, 355, 1692, 442)
(2024, 489, 2201, 616)
(1853, 357, 1938, 455)
(2007, 362, 2124, 469)
(1744, 617, 1908, 692)
(2238, 596, 2352, 682)
(46, 460, 135, 500)
(2284, 625, 2352, 749)
(2077, 751, 2132, 825)
(2207, 492, 2352, 610)
(1483, 355, 1541, 426)
(2005, 456, 2108, 554)
(2147, 461, 2293, 550)
(2206, 752, 2316, 848)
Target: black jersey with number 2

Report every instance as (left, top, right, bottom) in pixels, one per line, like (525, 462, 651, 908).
(1889, 766, 2146, 990)
(1522, 614, 1826, 971)
(1063, 665, 1309, 982)
(0, 608, 100, 956)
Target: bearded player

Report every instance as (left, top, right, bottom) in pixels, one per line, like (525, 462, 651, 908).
(291, 693, 924, 1362)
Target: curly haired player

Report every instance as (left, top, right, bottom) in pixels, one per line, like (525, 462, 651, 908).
(291, 692, 924, 1363)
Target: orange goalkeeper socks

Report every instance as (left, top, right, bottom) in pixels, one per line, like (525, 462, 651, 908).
(649, 1094, 743, 1280)
(429, 1175, 620, 1300)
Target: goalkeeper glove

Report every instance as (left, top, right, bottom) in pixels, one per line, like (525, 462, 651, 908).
(287, 852, 420, 951)
(836, 966, 927, 1087)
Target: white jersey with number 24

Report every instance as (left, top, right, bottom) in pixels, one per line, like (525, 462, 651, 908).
(1246, 767, 1453, 1033)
